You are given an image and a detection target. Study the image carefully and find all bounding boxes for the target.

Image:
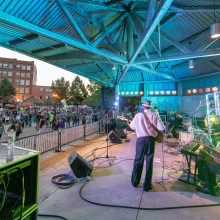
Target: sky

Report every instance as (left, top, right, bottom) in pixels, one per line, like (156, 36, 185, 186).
(0, 47, 90, 86)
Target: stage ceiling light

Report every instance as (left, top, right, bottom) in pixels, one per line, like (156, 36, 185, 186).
(121, 92, 124, 95)
(172, 91, 177, 95)
(198, 88, 203, 93)
(192, 89, 197, 94)
(205, 88, 210, 92)
(135, 91, 138, 95)
(166, 91, 171, 95)
(126, 92, 129, 95)
(187, 90, 191, 94)
(155, 91, 159, 95)
(150, 91, 154, 95)
(140, 91, 143, 95)
(130, 91, 134, 95)
(212, 87, 218, 92)
(161, 91, 165, 95)
(211, 23, 220, 38)
(189, 60, 194, 69)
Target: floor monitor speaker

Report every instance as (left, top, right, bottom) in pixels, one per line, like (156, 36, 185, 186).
(114, 128, 127, 139)
(67, 151, 93, 178)
(109, 131, 122, 144)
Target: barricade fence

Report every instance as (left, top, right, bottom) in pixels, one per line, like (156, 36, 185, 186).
(11, 119, 105, 153)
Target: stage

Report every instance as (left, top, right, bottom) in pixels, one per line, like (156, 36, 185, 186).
(38, 133, 220, 220)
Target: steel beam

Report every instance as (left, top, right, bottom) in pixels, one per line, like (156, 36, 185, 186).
(55, 0, 90, 45)
(135, 65, 177, 81)
(92, 13, 128, 47)
(127, 16, 134, 60)
(171, 3, 220, 12)
(145, 0, 157, 29)
(135, 50, 220, 65)
(207, 60, 220, 72)
(9, 34, 39, 46)
(96, 63, 116, 84)
(0, 11, 127, 63)
(31, 43, 66, 54)
(129, 0, 174, 64)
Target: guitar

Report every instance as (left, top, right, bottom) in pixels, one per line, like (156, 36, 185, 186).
(117, 116, 132, 123)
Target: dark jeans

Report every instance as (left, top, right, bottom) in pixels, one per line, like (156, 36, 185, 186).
(131, 136, 155, 190)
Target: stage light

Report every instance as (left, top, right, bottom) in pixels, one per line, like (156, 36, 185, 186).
(112, 64, 116, 70)
(155, 91, 159, 95)
(205, 88, 210, 92)
(150, 91, 154, 95)
(116, 97, 119, 99)
(140, 91, 143, 95)
(212, 87, 218, 92)
(187, 90, 191, 94)
(198, 88, 203, 93)
(121, 92, 124, 95)
(130, 91, 134, 95)
(166, 91, 171, 95)
(188, 60, 194, 69)
(161, 91, 165, 95)
(135, 91, 138, 95)
(210, 116, 216, 123)
(172, 91, 177, 95)
(126, 92, 129, 95)
(211, 23, 220, 38)
(114, 102, 118, 106)
(192, 89, 197, 94)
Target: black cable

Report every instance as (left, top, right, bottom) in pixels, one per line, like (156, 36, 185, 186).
(79, 179, 220, 210)
(38, 214, 68, 220)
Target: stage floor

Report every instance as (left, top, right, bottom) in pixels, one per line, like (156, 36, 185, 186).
(38, 133, 220, 220)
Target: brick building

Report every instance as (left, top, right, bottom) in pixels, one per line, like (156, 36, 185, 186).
(0, 57, 37, 101)
(32, 85, 54, 103)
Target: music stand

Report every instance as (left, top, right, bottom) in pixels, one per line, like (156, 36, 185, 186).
(96, 108, 116, 165)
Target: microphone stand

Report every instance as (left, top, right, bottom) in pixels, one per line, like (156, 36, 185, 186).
(192, 103, 201, 127)
(96, 108, 116, 166)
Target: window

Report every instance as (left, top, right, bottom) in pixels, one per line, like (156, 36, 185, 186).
(26, 73, 30, 78)
(25, 88, 29, 93)
(16, 88, 19, 93)
(0, 63, 2, 68)
(21, 65, 26, 70)
(26, 66, 31, 71)
(8, 72, 12, 76)
(8, 79, 12, 82)
(16, 72, 20, 77)
(3, 63, 8, 69)
(21, 72, 25, 77)
(40, 95, 42, 99)
(46, 88, 52, 92)
(40, 88, 43, 92)
(26, 80, 30, 85)
(15, 79, 20, 85)
(20, 80, 25, 85)
(2, 71, 7, 76)
(8, 64, 13, 69)
(45, 96, 48, 99)
(16, 65, 21, 70)
(20, 88, 24, 93)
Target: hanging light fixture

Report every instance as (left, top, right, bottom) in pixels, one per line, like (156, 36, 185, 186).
(112, 64, 116, 70)
(211, 0, 220, 38)
(188, 42, 194, 69)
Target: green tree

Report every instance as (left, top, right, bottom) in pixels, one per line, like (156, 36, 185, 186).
(85, 80, 102, 107)
(51, 77, 70, 100)
(0, 78, 16, 96)
(69, 76, 88, 103)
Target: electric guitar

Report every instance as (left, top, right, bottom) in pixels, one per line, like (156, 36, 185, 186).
(117, 116, 132, 123)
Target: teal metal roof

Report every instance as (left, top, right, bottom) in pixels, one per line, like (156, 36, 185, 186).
(0, 0, 220, 86)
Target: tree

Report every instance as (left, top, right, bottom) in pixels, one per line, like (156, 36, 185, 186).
(85, 80, 102, 107)
(51, 77, 70, 100)
(0, 78, 16, 96)
(69, 76, 88, 103)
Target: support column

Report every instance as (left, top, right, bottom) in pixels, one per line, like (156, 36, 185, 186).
(177, 82, 183, 112)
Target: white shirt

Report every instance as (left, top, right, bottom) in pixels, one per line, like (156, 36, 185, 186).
(129, 110, 165, 138)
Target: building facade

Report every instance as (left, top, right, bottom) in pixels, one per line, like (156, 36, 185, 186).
(0, 57, 37, 101)
(32, 85, 54, 103)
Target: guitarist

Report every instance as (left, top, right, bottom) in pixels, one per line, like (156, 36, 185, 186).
(126, 101, 165, 192)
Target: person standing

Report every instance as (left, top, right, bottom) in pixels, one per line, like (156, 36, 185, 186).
(0, 121, 5, 141)
(127, 101, 165, 192)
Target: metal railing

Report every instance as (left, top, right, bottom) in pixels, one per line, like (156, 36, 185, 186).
(11, 119, 105, 153)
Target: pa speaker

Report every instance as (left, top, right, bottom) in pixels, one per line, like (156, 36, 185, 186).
(109, 131, 122, 144)
(67, 151, 93, 178)
(114, 128, 127, 139)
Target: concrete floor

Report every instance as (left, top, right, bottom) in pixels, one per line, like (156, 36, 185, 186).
(38, 133, 220, 220)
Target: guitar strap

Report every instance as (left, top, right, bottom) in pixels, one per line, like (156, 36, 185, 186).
(143, 112, 159, 133)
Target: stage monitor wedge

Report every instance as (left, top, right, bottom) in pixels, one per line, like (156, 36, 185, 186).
(68, 151, 93, 178)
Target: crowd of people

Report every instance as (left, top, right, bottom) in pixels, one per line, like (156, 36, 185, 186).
(0, 106, 106, 141)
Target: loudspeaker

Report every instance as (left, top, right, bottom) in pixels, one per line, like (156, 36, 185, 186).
(67, 151, 93, 178)
(114, 128, 127, 139)
(109, 131, 122, 144)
